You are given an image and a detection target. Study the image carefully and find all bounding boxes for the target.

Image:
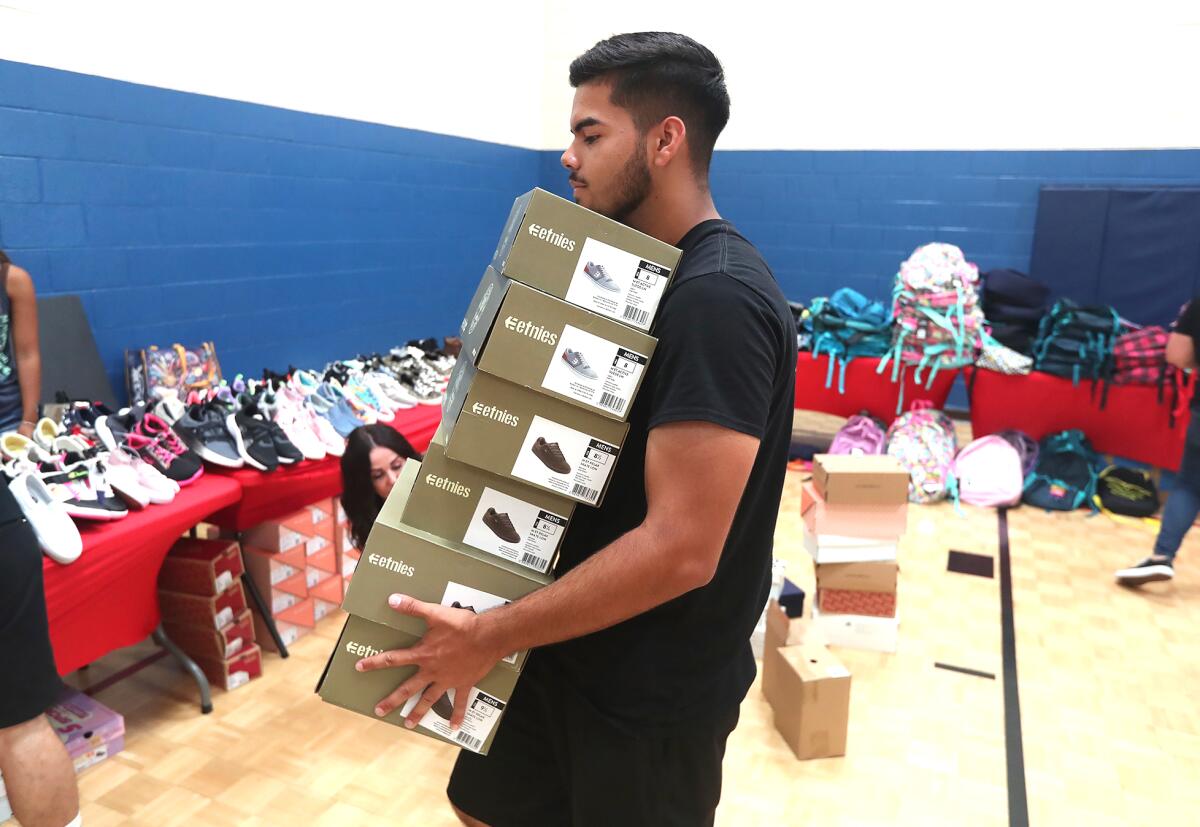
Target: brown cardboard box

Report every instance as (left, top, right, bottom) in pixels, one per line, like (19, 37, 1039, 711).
(254, 599, 315, 652)
(243, 506, 335, 553)
(194, 644, 263, 691)
(800, 481, 907, 540)
(765, 600, 813, 650)
(158, 581, 247, 631)
(242, 546, 309, 615)
(812, 455, 909, 506)
(157, 538, 244, 596)
(814, 562, 898, 594)
(763, 643, 851, 760)
(162, 609, 255, 661)
(308, 572, 344, 606)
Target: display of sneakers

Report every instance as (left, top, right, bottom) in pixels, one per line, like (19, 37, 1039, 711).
(262, 395, 325, 463)
(106, 445, 177, 504)
(96, 455, 152, 510)
(125, 432, 204, 487)
(240, 397, 305, 466)
(561, 348, 599, 380)
(1115, 556, 1174, 586)
(228, 403, 280, 472)
(154, 393, 187, 426)
(32, 417, 63, 452)
(291, 369, 322, 397)
(1, 432, 55, 464)
(39, 464, 127, 521)
(8, 472, 84, 564)
(135, 414, 206, 479)
(173, 403, 245, 469)
(62, 401, 116, 443)
(364, 373, 416, 411)
(95, 405, 146, 452)
(531, 437, 572, 474)
(482, 508, 521, 543)
(583, 261, 621, 293)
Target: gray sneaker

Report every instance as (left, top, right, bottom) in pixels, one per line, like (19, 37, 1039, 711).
(583, 261, 621, 293)
(173, 403, 245, 468)
(561, 348, 599, 380)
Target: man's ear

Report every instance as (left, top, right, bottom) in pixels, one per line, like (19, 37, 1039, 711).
(650, 116, 687, 168)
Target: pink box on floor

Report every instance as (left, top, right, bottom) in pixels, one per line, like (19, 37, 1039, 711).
(44, 691, 126, 772)
(801, 481, 907, 540)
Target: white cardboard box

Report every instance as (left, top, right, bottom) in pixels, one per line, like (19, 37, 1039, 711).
(812, 607, 899, 653)
(802, 523, 898, 564)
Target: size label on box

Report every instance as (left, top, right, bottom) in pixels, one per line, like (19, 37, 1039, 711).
(307, 536, 328, 555)
(272, 592, 299, 614)
(270, 563, 297, 586)
(462, 487, 566, 573)
(227, 670, 250, 691)
(565, 238, 671, 331)
(541, 324, 646, 418)
(224, 636, 245, 659)
(400, 687, 506, 754)
(511, 415, 617, 505)
(306, 567, 324, 588)
(214, 571, 234, 593)
(214, 607, 234, 630)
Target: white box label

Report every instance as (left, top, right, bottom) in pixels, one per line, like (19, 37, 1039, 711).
(511, 414, 617, 505)
(462, 487, 566, 573)
(214, 607, 234, 630)
(565, 237, 671, 331)
(440, 582, 521, 666)
(399, 687, 505, 754)
(541, 324, 646, 418)
(214, 571, 234, 593)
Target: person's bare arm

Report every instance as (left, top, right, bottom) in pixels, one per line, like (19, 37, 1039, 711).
(1166, 332, 1197, 371)
(356, 419, 760, 727)
(7, 267, 41, 435)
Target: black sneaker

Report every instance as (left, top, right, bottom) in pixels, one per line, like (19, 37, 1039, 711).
(1115, 556, 1174, 586)
(239, 396, 303, 466)
(229, 403, 279, 472)
(95, 404, 146, 451)
(174, 403, 244, 468)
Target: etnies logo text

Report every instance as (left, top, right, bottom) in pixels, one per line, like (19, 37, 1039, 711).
(503, 315, 558, 346)
(527, 223, 577, 252)
(470, 402, 520, 428)
(426, 473, 471, 498)
(366, 553, 415, 577)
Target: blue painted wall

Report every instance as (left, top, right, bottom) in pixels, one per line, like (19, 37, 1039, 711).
(0, 60, 538, 399)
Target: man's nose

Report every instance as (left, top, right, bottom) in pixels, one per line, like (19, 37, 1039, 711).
(561, 146, 578, 170)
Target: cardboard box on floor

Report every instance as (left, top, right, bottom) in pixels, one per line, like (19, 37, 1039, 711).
(441, 360, 629, 507)
(812, 454, 909, 506)
(816, 562, 899, 618)
(459, 266, 657, 422)
(802, 523, 898, 565)
(242, 545, 310, 615)
(163, 609, 255, 661)
(158, 581, 248, 631)
(402, 431, 574, 575)
(762, 641, 851, 761)
(194, 644, 263, 691)
(492, 188, 681, 332)
(801, 480, 908, 540)
(157, 538, 244, 596)
(317, 614, 518, 755)
(812, 607, 900, 653)
(342, 460, 551, 673)
(254, 598, 316, 652)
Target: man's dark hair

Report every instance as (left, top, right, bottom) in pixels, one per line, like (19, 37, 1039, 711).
(0, 250, 9, 266)
(569, 32, 730, 176)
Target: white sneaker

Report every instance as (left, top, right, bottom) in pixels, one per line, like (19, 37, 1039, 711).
(8, 472, 83, 564)
(273, 401, 326, 461)
(113, 444, 178, 502)
(98, 454, 151, 510)
(367, 373, 418, 409)
(154, 393, 187, 426)
(2, 431, 54, 463)
(33, 417, 62, 452)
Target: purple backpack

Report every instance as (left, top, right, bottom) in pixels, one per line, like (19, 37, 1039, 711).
(830, 414, 886, 455)
(951, 435, 1024, 507)
(996, 429, 1039, 478)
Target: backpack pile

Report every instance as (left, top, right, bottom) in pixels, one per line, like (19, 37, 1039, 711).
(996, 429, 1039, 478)
(805, 288, 893, 393)
(881, 243, 985, 397)
(980, 269, 1050, 355)
(951, 435, 1024, 508)
(829, 413, 887, 455)
(1032, 300, 1124, 389)
(1022, 430, 1100, 511)
(1093, 466, 1160, 518)
(885, 401, 958, 503)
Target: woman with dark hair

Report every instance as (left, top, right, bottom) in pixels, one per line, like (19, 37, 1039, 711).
(340, 424, 422, 551)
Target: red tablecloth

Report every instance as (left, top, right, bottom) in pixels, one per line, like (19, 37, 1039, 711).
(206, 405, 442, 531)
(794, 352, 960, 420)
(42, 475, 243, 675)
(967, 368, 1192, 471)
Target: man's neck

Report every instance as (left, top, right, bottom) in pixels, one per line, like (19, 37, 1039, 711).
(624, 185, 720, 247)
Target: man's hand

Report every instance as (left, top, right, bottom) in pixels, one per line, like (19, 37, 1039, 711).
(355, 594, 508, 730)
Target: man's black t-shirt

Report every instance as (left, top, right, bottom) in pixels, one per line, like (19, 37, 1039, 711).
(541, 219, 797, 731)
(1173, 299, 1200, 409)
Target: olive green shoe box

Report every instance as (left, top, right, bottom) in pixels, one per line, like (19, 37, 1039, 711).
(491, 188, 681, 332)
(316, 613, 518, 755)
(402, 430, 574, 575)
(460, 266, 656, 422)
(341, 460, 552, 673)
(441, 359, 629, 506)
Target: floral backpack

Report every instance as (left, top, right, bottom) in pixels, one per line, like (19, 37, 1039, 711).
(885, 400, 958, 503)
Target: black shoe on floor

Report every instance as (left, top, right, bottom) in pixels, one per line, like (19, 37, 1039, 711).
(1115, 556, 1174, 587)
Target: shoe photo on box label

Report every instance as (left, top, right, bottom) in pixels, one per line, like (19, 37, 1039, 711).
(463, 487, 566, 573)
(511, 416, 618, 505)
(398, 686, 506, 754)
(566, 239, 672, 331)
(440, 582, 520, 666)
(541, 324, 648, 419)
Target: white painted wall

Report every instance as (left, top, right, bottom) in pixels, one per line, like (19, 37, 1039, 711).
(3, 0, 1198, 151)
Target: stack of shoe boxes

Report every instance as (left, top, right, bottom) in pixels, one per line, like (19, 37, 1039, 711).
(157, 538, 263, 690)
(802, 455, 909, 653)
(332, 498, 359, 595)
(241, 501, 341, 651)
(319, 189, 681, 754)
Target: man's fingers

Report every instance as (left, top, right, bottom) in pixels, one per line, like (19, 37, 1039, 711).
(404, 684, 450, 730)
(374, 673, 431, 719)
(387, 593, 435, 620)
(449, 685, 471, 731)
(356, 645, 421, 673)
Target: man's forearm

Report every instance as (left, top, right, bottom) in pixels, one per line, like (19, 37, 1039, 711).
(478, 521, 707, 657)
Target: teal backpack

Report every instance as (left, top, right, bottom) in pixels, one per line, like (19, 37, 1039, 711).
(1022, 429, 1100, 511)
(806, 288, 892, 393)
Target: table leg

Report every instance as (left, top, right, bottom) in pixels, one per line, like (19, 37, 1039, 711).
(152, 624, 213, 714)
(241, 571, 289, 659)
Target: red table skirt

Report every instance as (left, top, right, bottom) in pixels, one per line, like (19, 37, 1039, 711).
(42, 475, 243, 675)
(794, 352, 960, 421)
(207, 405, 442, 531)
(967, 368, 1192, 471)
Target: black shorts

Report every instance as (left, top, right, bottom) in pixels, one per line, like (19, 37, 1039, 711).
(0, 504, 65, 729)
(447, 656, 740, 827)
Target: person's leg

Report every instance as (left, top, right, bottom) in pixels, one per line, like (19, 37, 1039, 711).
(1152, 482, 1200, 561)
(0, 714, 79, 827)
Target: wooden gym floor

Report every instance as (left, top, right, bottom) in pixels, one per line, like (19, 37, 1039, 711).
(8, 427, 1198, 825)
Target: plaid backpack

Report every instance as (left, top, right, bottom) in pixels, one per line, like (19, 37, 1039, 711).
(1023, 430, 1100, 511)
(1112, 326, 1169, 385)
(1032, 300, 1123, 388)
(805, 288, 893, 393)
(885, 400, 958, 503)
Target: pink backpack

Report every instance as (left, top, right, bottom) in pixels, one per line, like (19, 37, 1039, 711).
(830, 414, 886, 455)
(951, 435, 1024, 508)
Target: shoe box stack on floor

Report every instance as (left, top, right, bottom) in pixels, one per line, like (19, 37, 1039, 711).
(0, 341, 457, 567)
(316, 188, 683, 754)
